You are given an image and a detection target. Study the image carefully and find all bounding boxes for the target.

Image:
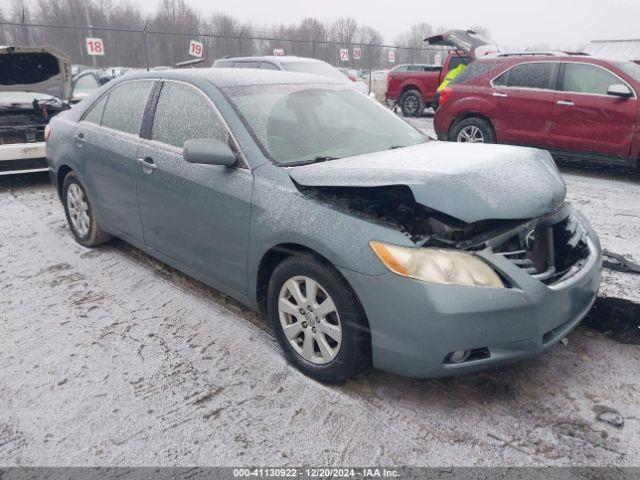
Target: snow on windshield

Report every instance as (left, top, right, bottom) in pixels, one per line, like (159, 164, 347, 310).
(224, 84, 427, 165)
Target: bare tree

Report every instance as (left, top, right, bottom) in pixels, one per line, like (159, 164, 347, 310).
(0, 1, 446, 70)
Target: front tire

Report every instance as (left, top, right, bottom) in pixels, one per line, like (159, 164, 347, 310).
(267, 255, 371, 382)
(451, 117, 496, 144)
(62, 171, 111, 247)
(400, 89, 424, 117)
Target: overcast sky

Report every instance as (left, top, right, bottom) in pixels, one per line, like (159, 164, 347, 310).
(133, 0, 639, 50)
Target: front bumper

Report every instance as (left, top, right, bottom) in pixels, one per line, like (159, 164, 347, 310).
(339, 226, 602, 379)
(0, 142, 48, 175)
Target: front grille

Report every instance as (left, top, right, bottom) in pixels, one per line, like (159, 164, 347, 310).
(494, 209, 590, 285)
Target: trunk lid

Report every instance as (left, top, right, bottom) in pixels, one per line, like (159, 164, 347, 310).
(288, 142, 566, 224)
(424, 30, 495, 59)
(0, 46, 72, 101)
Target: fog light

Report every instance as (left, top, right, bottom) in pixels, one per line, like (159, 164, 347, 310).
(446, 350, 471, 364)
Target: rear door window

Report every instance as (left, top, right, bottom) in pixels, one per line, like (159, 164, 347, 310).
(504, 63, 556, 90)
(83, 95, 107, 124)
(561, 63, 622, 95)
(151, 81, 228, 149)
(234, 62, 261, 69)
(448, 56, 472, 70)
(101, 81, 154, 135)
(74, 74, 100, 95)
(450, 61, 501, 85)
(261, 62, 279, 70)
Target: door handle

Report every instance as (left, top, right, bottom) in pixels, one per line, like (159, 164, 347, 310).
(557, 100, 575, 106)
(137, 157, 157, 171)
(493, 92, 508, 98)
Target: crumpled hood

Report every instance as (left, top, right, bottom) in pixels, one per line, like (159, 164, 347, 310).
(0, 46, 71, 101)
(288, 142, 566, 224)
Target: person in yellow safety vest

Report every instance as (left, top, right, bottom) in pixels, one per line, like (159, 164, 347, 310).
(433, 63, 467, 110)
(437, 63, 467, 93)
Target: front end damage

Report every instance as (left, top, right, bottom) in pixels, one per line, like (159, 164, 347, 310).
(294, 181, 590, 287)
(293, 180, 601, 378)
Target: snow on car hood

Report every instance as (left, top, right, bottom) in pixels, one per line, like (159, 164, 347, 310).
(0, 46, 72, 101)
(288, 142, 566, 224)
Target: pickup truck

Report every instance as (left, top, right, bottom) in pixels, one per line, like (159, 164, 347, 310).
(386, 53, 470, 116)
(386, 29, 495, 116)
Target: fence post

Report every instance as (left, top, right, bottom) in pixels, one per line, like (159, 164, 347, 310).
(410, 46, 414, 66)
(311, 32, 320, 59)
(20, 9, 31, 45)
(142, 19, 150, 71)
(368, 35, 376, 95)
(237, 27, 244, 56)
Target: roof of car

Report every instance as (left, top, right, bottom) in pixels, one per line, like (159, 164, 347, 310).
(117, 67, 344, 88)
(216, 55, 324, 64)
(475, 53, 620, 66)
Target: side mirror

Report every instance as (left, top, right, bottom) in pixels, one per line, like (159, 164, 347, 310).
(184, 138, 237, 166)
(607, 84, 633, 98)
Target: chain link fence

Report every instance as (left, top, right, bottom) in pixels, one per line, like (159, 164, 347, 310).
(0, 20, 451, 73)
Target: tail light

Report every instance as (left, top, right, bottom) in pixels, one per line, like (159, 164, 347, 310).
(439, 87, 453, 106)
(44, 124, 52, 142)
(348, 75, 357, 82)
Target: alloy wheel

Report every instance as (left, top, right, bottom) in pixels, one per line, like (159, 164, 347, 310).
(457, 125, 485, 143)
(67, 183, 90, 236)
(278, 275, 342, 365)
(403, 95, 418, 115)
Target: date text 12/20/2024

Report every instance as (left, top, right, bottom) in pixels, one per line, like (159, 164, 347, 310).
(233, 468, 400, 478)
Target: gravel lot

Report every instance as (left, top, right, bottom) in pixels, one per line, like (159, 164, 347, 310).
(1, 116, 639, 467)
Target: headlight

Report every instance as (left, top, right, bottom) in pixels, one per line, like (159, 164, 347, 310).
(370, 241, 505, 288)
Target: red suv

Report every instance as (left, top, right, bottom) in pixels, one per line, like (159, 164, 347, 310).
(434, 54, 640, 167)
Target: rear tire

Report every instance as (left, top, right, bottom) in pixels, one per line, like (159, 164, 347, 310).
(400, 89, 425, 117)
(62, 171, 111, 247)
(451, 117, 496, 144)
(267, 254, 371, 382)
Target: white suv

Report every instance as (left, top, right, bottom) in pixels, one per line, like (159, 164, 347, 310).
(213, 55, 369, 94)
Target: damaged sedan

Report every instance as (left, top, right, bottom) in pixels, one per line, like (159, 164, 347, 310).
(1, 46, 70, 175)
(46, 69, 602, 382)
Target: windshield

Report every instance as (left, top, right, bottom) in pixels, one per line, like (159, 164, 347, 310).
(225, 84, 427, 165)
(617, 62, 640, 83)
(280, 62, 346, 82)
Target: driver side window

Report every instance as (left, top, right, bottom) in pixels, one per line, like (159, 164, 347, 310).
(561, 64, 621, 95)
(151, 82, 228, 149)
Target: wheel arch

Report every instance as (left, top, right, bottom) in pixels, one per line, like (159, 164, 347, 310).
(56, 165, 74, 200)
(400, 83, 422, 98)
(255, 243, 369, 333)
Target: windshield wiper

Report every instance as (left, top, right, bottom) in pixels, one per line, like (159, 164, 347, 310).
(388, 145, 407, 150)
(287, 155, 341, 167)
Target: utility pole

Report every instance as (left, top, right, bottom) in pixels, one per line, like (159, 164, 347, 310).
(142, 19, 150, 71)
(20, 8, 30, 45)
(83, 3, 97, 67)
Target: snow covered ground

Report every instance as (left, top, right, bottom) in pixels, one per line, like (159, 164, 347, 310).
(1, 117, 639, 467)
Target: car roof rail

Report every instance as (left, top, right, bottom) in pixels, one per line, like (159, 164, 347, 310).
(492, 51, 591, 58)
